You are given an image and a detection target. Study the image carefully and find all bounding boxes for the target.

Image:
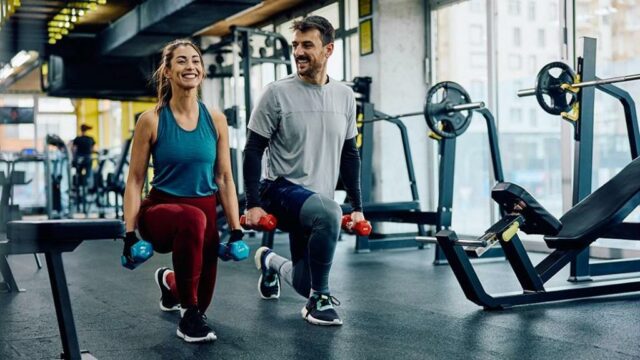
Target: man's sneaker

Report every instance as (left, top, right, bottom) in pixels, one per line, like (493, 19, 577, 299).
(154, 267, 180, 312)
(254, 246, 280, 299)
(301, 294, 343, 326)
(176, 307, 217, 343)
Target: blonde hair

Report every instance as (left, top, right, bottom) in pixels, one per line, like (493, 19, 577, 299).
(153, 39, 205, 114)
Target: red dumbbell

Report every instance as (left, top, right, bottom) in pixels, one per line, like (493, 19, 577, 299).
(341, 215, 372, 236)
(240, 214, 278, 232)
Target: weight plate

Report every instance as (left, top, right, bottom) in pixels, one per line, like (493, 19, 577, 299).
(534, 61, 577, 115)
(424, 81, 473, 138)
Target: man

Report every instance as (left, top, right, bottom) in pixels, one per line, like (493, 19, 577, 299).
(72, 123, 96, 187)
(243, 15, 365, 326)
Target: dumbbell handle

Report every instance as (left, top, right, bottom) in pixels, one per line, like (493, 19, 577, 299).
(341, 215, 372, 236)
(240, 214, 277, 231)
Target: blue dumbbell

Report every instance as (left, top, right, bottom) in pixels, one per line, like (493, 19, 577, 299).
(218, 229, 250, 261)
(122, 232, 154, 270)
(218, 240, 250, 261)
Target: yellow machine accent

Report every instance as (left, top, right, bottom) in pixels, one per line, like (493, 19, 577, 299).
(501, 221, 520, 242)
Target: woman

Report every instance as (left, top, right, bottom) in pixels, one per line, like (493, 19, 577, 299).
(123, 39, 242, 343)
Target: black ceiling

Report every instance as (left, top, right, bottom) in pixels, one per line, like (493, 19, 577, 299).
(0, 0, 261, 65)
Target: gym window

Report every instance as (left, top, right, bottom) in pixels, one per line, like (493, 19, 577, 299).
(527, 1, 536, 21)
(513, 27, 521, 46)
(508, 0, 521, 16)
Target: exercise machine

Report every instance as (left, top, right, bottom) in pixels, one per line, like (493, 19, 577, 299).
(345, 80, 506, 262)
(44, 134, 72, 219)
(435, 163, 640, 309)
(204, 26, 292, 189)
(518, 37, 640, 281)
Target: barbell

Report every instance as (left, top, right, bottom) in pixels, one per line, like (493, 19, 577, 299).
(360, 81, 485, 139)
(518, 61, 640, 115)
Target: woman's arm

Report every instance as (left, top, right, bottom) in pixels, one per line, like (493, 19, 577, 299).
(211, 109, 241, 230)
(123, 111, 155, 232)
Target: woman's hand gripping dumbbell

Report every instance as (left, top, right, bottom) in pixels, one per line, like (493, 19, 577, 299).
(121, 231, 154, 270)
(218, 212, 277, 261)
(218, 229, 250, 262)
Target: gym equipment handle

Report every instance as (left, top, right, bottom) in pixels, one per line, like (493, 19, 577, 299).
(518, 73, 640, 97)
(450, 101, 485, 111)
(371, 101, 485, 122)
(415, 236, 487, 247)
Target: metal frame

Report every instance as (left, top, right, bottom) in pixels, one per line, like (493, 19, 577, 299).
(432, 108, 505, 263)
(436, 229, 640, 309)
(349, 97, 507, 258)
(350, 101, 427, 252)
(204, 26, 292, 190)
(568, 37, 640, 281)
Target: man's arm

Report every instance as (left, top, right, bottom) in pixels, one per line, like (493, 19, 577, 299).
(339, 137, 362, 212)
(243, 130, 270, 209)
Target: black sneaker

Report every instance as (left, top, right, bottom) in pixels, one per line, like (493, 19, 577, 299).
(254, 246, 280, 299)
(154, 267, 180, 312)
(301, 294, 343, 326)
(176, 307, 217, 343)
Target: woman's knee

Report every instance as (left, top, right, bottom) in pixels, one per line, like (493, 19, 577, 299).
(177, 206, 208, 240)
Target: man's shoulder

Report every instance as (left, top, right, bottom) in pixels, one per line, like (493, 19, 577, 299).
(267, 74, 298, 90)
(328, 77, 355, 99)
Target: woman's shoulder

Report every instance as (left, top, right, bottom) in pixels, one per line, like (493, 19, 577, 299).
(135, 109, 161, 138)
(137, 109, 160, 126)
(199, 102, 226, 137)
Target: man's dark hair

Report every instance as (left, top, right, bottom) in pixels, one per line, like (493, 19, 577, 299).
(291, 15, 335, 45)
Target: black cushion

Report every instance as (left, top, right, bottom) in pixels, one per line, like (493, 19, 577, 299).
(7, 219, 125, 242)
(341, 201, 421, 213)
(492, 182, 562, 236)
(545, 156, 640, 249)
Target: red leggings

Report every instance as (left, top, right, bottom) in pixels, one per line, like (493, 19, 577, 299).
(138, 188, 219, 312)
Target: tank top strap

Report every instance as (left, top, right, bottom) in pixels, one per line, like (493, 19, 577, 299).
(197, 101, 218, 139)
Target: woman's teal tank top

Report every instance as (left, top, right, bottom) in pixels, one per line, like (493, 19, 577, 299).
(151, 101, 218, 196)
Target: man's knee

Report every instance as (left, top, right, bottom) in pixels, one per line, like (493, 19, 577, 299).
(306, 195, 341, 230)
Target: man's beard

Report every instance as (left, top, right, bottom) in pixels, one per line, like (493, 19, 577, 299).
(296, 56, 319, 78)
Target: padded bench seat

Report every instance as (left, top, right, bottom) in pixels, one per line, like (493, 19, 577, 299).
(4, 219, 124, 254)
(545, 156, 640, 249)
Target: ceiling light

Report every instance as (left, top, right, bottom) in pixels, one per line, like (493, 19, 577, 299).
(47, 1, 106, 45)
(10, 50, 32, 68)
(0, 64, 13, 80)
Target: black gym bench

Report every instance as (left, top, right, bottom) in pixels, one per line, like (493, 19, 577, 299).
(0, 219, 124, 360)
(436, 155, 640, 309)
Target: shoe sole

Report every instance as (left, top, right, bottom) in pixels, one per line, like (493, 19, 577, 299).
(254, 246, 269, 270)
(255, 247, 280, 300)
(155, 268, 181, 312)
(301, 307, 343, 326)
(257, 274, 280, 300)
(176, 329, 217, 343)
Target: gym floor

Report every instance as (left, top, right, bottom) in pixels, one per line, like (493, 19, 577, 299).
(1, 233, 639, 360)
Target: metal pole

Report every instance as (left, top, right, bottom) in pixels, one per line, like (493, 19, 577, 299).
(369, 102, 485, 122)
(518, 73, 640, 97)
(451, 101, 485, 111)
